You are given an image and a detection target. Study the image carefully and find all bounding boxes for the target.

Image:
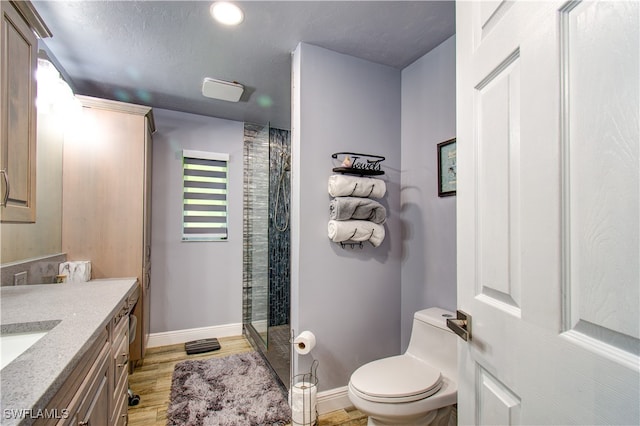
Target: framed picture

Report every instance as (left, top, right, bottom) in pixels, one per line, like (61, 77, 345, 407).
(437, 138, 456, 197)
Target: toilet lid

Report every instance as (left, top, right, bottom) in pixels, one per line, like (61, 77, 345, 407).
(350, 355, 443, 402)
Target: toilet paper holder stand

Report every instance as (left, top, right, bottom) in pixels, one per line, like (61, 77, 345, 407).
(290, 329, 319, 426)
(290, 359, 319, 426)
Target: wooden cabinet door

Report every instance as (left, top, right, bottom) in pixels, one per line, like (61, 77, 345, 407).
(0, 1, 37, 222)
(141, 125, 152, 357)
(77, 353, 109, 426)
(62, 96, 154, 363)
(62, 106, 145, 278)
(54, 342, 110, 426)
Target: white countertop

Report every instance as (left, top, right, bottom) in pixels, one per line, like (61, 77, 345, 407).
(0, 279, 138, 426)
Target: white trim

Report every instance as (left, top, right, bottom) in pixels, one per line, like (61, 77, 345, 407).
(147, 323, 242, 348)
(317, 386, 353, 415)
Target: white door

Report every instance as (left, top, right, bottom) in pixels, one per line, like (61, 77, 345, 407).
(456, 1, 639, 424)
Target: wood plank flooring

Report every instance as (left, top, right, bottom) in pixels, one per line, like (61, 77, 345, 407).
(127, 335, 367, 426)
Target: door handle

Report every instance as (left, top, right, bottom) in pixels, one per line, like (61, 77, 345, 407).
(1, 169, 9, 207)
(447, 310, 472, 341)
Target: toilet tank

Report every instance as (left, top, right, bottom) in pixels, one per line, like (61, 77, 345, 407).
(406, 308, 457, 380)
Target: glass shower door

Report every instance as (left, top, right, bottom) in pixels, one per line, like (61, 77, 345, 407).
(243, 123, 291, 388)
(243, 123, 270, 347)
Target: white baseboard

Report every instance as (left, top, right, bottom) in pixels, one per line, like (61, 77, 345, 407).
(147, 323, 242, 348)
(317, 386, 352, 415)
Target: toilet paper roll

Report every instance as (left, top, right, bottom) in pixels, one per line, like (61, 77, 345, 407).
(293, 331, 316, 355)
(289, 381, 317, 425)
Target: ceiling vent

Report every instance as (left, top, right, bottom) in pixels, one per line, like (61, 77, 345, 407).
(202, 78, 244, 102)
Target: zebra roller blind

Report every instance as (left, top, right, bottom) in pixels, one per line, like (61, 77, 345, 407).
(182, 150, 229, 241)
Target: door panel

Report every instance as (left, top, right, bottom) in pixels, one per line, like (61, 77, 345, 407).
(476, 51, 522, 315)
(457, 1, 639, 424)
(477, 367, 521, 426)
(560, 0, 639, 358)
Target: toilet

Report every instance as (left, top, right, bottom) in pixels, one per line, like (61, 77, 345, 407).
(348, 308, 458, 426)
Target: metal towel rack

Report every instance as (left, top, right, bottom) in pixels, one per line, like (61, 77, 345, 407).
(331, 152, 385, 176)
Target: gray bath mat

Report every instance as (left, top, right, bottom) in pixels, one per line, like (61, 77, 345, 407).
(167, 351, 291, 426)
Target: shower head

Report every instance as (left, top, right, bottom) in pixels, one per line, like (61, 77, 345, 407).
(282, 153, 291, 172)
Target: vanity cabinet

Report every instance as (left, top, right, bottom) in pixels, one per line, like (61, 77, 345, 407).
(62, 96, 154, 364)
(110, 297, 133, 425)
(61, 339, 110, 426)
(0, 0, 49, 222)
(33, 328, 110, 426)
(33, 286, 138, 426)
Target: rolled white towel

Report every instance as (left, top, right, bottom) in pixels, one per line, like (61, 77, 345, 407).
(328, 175, 386, 199)
(329, 196, 386, 224)
(327, 220, 386, 247)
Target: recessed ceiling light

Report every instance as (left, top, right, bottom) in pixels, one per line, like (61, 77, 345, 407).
(210, 2, 244, 26)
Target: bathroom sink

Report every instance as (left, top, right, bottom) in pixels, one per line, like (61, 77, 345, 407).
(0, 320, 60, 370)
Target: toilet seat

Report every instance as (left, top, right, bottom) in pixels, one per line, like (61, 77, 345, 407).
(349, 355, 443, 403)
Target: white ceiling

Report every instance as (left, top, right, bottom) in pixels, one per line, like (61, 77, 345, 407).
(32, 1, 455, 129)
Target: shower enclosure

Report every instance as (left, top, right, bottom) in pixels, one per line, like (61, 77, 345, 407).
(243, 123, 291, 388)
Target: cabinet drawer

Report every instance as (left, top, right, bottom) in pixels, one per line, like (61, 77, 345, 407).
(112, 311, 129, 345)
(56, 341, 110, 426)
(111, 302, 131, 335)
(74, 346, 110, 426)
(111, 327, 129, 397)
(111, 376, 128, 425)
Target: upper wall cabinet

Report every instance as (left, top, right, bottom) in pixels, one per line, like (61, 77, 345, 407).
(0, 1, 50, 223)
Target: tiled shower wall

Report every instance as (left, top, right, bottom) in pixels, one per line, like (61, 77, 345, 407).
(268, 128, 291, 327)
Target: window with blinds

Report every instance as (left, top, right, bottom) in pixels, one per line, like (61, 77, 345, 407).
(182, 150, 229, 241)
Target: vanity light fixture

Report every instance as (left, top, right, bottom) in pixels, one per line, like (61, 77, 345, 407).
(210, 2, 244, 26)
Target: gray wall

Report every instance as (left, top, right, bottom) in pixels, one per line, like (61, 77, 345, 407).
(150, 109, 244, 333)
(291, 43, 402, 391)
(400, 35, 457, 350)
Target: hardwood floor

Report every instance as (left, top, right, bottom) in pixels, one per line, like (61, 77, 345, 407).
(127, 335, 367, 426)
